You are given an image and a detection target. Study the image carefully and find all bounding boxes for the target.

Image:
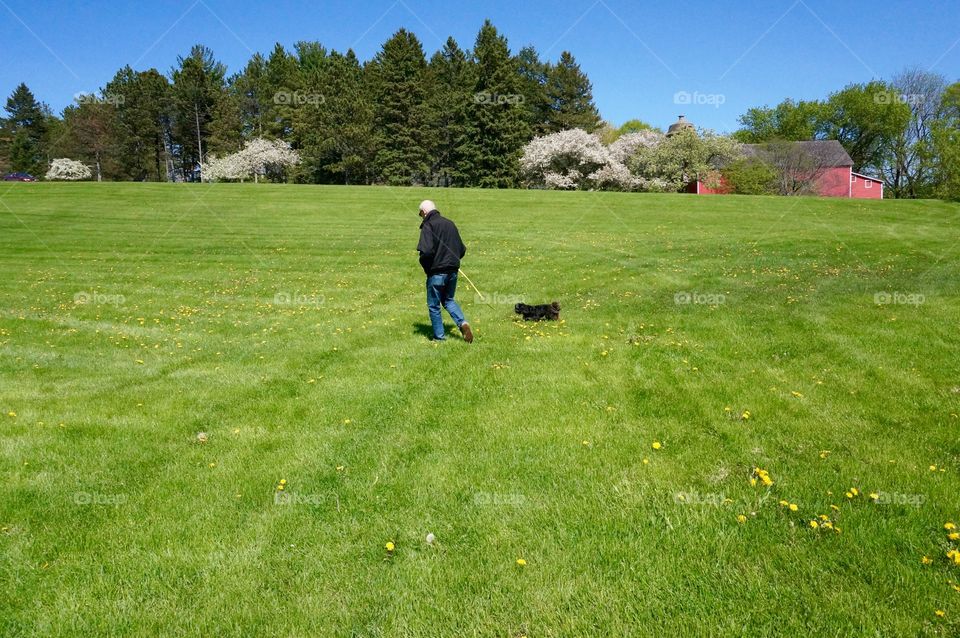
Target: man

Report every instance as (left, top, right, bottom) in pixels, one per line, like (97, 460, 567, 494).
(416, 200, 473, 343)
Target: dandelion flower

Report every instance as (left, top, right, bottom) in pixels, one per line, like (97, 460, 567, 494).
(950, 532, 960, 541)
(778, 500, 789, 507)
(516, 558, 527, 567)
(809, 520, 819, 529)
(651, 441, 662, 450)
(922, 556, 933, 565)
(737, 514, 747, 524)
(791, 391, 803, 398)
(869, 492, 879, 501)
(789, 503, 798, 512)
(935, 610, 945, 618)
(946, 522, 957, 530)
(385, 541, 395, 552)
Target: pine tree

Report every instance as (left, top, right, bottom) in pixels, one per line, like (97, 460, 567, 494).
(370, 29, 430, 185)
(545, 51, 601, 132)
(461, 20, 530, 187)
(515, 46, 551, 135)
(424, 37, 473, 186)
(171, 45, 227, 180)
(4, 83, 48, 175)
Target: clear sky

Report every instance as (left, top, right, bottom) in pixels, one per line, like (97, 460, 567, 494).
(2, 0, 958, 133)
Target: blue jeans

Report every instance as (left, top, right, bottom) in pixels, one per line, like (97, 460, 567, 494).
(426, 272, 466, 340)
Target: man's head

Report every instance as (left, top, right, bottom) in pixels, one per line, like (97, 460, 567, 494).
(418, 200, 437, 218)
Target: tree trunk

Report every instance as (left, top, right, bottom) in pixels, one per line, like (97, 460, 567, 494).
(195, 103, 203, 181)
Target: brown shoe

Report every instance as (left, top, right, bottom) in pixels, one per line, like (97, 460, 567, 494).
(460, 322, 474, 343)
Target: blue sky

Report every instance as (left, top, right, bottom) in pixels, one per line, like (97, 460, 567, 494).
(1, 0, 958, 132)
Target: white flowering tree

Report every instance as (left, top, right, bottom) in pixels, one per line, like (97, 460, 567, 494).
(520, 129, 611, 190)
(202, 138, 301, 182)
(45, 158, 92, 181)
(628, 128, 742, 192)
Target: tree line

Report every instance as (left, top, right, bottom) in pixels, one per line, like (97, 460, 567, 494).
(1, 21, 957, 199)
(732, 69, 960, 200)
(0, 20, 601, 187)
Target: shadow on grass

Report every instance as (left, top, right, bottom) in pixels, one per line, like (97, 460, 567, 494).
(412, 322, 460, 340)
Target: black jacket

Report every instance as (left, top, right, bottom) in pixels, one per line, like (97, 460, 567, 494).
(417, 210, 466, 275)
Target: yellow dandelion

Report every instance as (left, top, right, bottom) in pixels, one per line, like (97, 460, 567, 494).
(737, 514, 747, 524)
(750, 477, 757, 487)
(922, 556, 933, 565)
(651, 441, 662, 450)
(850, 488, 859, 497)
(869, 492, 879, 501)
(935, 610, 945, 618)
(516, 558, 527, 567)
(642, 458, 649, 465)
(818, 514, 829, 521)
(946, 522, 957, 530)
(845, 492, 854, 499)
(279, 479, 287, 485)
(830, 504, 840, 511)
(930, 465, 938, 471)
(385, 541, 395, 552)
(789, 503, 798, 512)
(778, 500, 789, 507)
(741, 411, 751, 420)
(791, 391, 803, 398)
(7, 411, 15, 417)
(950, 532, 960, 541)
(809, 520, 819, 529)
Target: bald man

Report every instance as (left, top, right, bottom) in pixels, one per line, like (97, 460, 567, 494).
(417, 200, 473, 343)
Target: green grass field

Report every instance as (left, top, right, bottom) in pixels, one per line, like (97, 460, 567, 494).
(1, 183, 959, 636)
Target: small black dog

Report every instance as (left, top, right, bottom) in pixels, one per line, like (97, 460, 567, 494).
(515, 302, 561, 321)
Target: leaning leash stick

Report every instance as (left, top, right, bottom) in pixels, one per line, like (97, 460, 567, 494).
(458, 268, 485, 302)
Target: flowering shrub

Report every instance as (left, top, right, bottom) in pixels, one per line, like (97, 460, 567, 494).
(521, 126, 740, 192)
(520, 129, 610, 190)
(45, 158, 92, 181)
(202, 138, 301, 182)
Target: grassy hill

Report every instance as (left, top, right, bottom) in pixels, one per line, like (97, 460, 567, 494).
(1, 183, 959, 636)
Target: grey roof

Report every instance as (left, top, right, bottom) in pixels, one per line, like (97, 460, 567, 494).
(743, 140, 853, 167)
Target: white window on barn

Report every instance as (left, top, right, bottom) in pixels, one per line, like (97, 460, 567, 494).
(864, 180, 872, 188)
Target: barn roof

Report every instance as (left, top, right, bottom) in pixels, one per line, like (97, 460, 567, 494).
(743, 140, 853, 167)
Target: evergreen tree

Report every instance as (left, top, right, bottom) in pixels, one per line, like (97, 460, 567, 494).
(61, 97, 117, 181)
(461, 20, 530, 187)
(105, 66, 172, 181)
(424, 37, 473, 186)
(171, 45, 227, 180)
(370, 29, 430, 185)
(515, 46, 551, 135)
(544, 51, 600, 132)
(4, 83, 48, 175)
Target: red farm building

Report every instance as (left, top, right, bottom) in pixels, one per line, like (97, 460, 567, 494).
(668, 116, 884, 199)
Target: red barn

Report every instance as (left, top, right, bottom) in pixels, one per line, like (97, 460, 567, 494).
(850, 171, 884, 199)
(672, 120, 883, 199)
